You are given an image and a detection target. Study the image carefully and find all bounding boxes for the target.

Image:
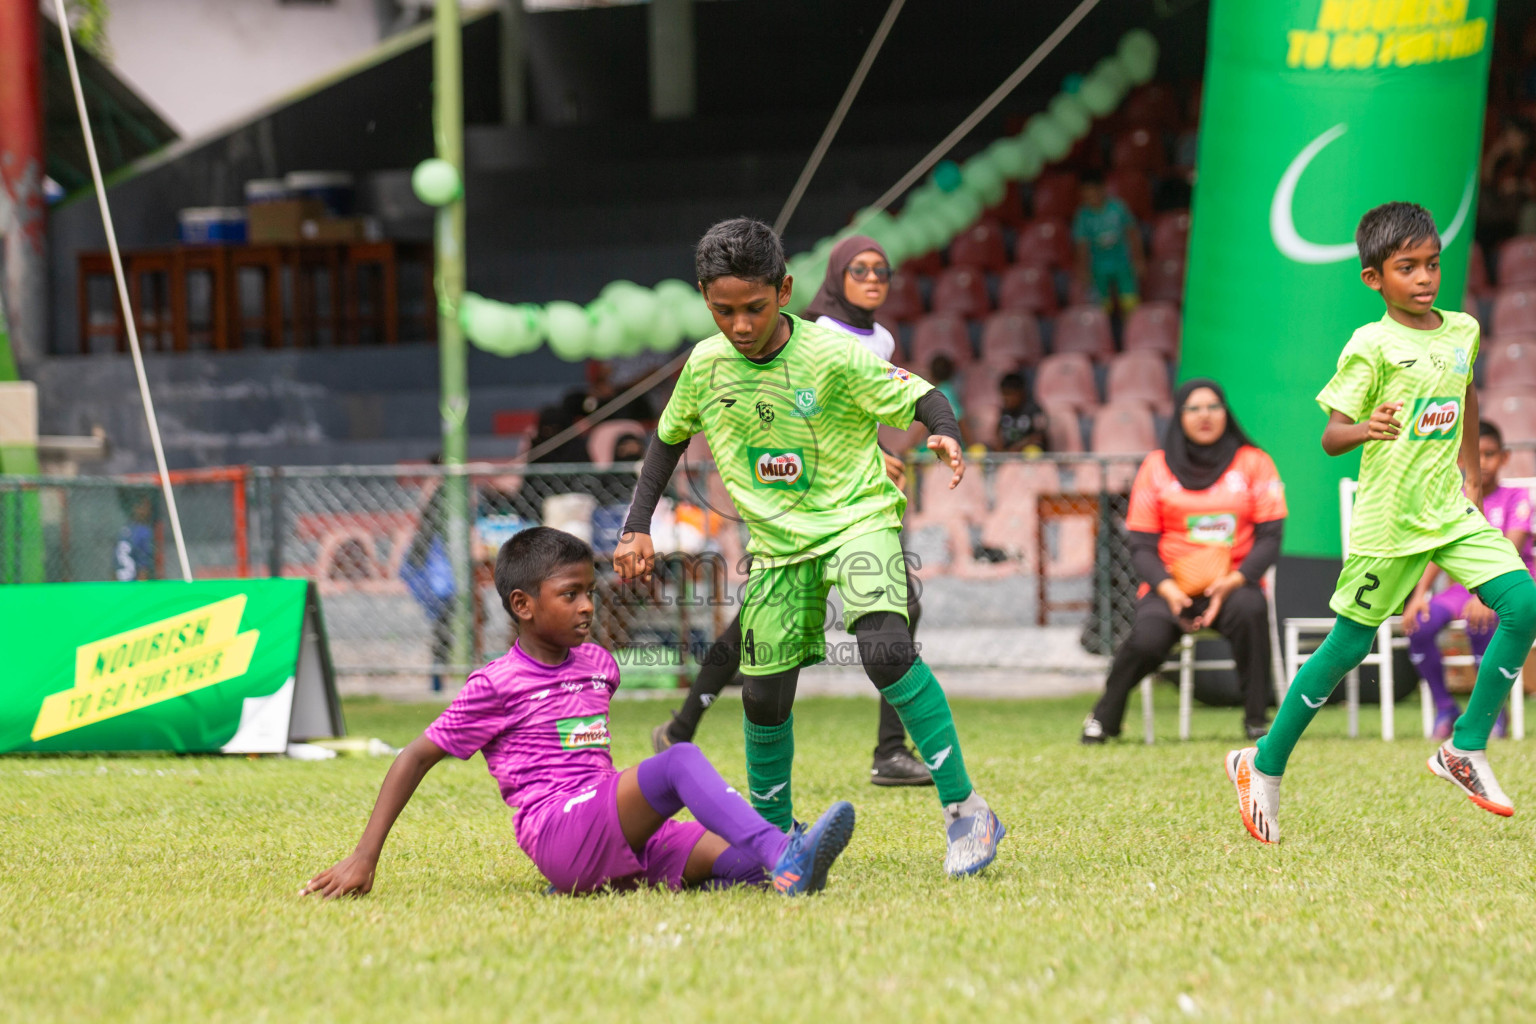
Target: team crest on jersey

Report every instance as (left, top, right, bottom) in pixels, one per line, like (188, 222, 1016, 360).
(1405, 396, 1460, 440)
(1454, 347, 1469, 374)
(556, 715, 611, 751)
(884, 365, 912, 383)
(749, 447, 810, 490)
(792, 388, 821, 418)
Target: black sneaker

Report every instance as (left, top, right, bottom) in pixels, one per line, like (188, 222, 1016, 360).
(1081, 716, 1108, 745)
(1245, 722, 1270, 741)
(870, 747, 934, 787)
(651, 721, 675, 754)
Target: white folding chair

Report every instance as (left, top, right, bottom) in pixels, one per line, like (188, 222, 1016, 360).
(1139, 565, 1284, 743)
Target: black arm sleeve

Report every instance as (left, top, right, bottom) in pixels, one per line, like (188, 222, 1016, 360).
(1238, 518, 1284, 582)
(622, 436, 688, 536)
(1129, 531, 1170, 589)
(914, 389, 962, 445)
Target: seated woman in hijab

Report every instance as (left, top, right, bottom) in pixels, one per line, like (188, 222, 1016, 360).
(1082, 379, 1288, 743)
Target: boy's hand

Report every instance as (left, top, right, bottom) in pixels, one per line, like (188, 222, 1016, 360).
(303, 851, 377, 899)
(1402, 592, 1432, 636)
(882, 450, 907, 490)
(1364, 402, 1403, 441)
(927, 436, 965, 489)
(1464, 595, 1496, 632)
(613, 532, 656, 582)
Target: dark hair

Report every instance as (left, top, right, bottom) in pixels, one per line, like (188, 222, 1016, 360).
(1356, 201, 1440, 271)
(1080, 169, 1105, 187)
(695, 218, 786, 290)
(494, 527, 593, 618)
(1481, 420, 1505, 448)
(1000, 373, 1025, 390)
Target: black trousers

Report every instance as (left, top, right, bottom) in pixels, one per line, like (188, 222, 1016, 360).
(1090, 583, 1274, 734)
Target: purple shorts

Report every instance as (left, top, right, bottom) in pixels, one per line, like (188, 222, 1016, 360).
(522, 772, 707, 894)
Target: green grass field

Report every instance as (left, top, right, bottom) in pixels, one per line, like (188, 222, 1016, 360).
(6, 689, 1536, 1023)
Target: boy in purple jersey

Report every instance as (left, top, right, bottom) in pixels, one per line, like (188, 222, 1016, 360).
(305, 528, 855, 898)
(1405, 421, 1536, 738)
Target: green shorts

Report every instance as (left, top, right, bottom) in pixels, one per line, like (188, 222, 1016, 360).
(739, 528, 910, 676)
(1331, 522, 1527, 627)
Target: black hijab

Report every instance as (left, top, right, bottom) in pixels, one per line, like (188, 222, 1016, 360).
(1164, 378, 1254, 492)
(802, 235, 888, 331)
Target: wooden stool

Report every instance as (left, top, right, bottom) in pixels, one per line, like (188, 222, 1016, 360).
(229, 245, 286, 348)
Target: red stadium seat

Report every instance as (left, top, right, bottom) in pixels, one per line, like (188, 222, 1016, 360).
(979, 311, 1044, 368)
(1106, 350, 1172, 414)
(1150, 211, 1191, 261)
(1106, 168, 1154, 222)
(1121, 83, 1183, 132)
(1123, 301, 1181, 357)
(1031, 173, 1081, 222)
(902, 251, 944, 278)
(587, 419, 649, 467)
(1111, 128, 1167, 174)
(1469, 241, 1493, 298)
(879, 271, 925, 323)
(1042, 401, 1086, 452)
(930, 266, 992, 318)
(1034, 352, 1100, 412)
(1492, 287, 1536, 336)
(987, 180, 1026, 227)
(962, 363, 1006, 414)
(1484, 337, 1536, 389)
(1483, 392, 1536, 453)
(947, 218, 1009, 272)
(1091, 401, 1158, 454)
(1014, 218, 1074, 267)
(1053, 305, 1115, 362)
(1144, 257, 1187, 305)
(1499, 236, 1536, 288)
(997, 264, 1059, 315)
(908, 312, 973, 371)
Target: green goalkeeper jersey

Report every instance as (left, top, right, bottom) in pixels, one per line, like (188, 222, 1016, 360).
(656, 313, 935, 562)
(1315, 307, 1481, 558)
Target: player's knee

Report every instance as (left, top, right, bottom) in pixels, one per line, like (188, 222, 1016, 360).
(1489, 576, 1536, 634)
(1325, 619, 1378, 665)
(740, 673, 794, 726)
(852, 611, 917, 690)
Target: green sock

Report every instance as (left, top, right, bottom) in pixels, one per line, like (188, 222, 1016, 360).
(1254, 615, 1377, 777)
(1454, 570, 1536, 751)
(882, 659, 974, 805)
(743, 712, 795, 832)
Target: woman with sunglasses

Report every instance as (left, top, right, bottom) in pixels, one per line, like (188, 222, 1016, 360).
(651, 235, 934, 788)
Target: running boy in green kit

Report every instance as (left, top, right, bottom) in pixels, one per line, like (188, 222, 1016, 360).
(1226, 202, 1536, 844)
(614, 218, 1004, 877)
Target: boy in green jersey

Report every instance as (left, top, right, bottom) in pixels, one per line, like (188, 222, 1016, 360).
(615, 219, 1004, 877)
(1226, 202, 1536, 844)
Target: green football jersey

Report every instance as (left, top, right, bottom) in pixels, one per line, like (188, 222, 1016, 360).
(656, 314, 934, 562)
(1315, 308, 1481, 558)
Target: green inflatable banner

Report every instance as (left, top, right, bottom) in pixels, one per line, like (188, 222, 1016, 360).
(0, 579, 343, 754)
(1182, 0, 1494, 558)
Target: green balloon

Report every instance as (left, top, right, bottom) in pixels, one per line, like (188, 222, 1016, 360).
(586, 299, 626, 358)
(647, 304, 682, 352)
(880, 221, 915, 264)
(935, 186, 983, 236)
(1120, 45, 1157, 86)
(1118, 29, 1158, 70)
(655, 277, 715, 339)
(1048, 93, 1092, 139)
(1092, 56, 1130, 95)
(544, 301, 592, 360)
(1026, 114, 1072, 162)
(1079, 75, 1118, 116)
(962, 157, 1006, 207)
(849, 206, 896, 239)
(605, 284, 657, 350)
(932, 159, 963, 193)
(411, 158, 462, 207)
(469, 300, 529, 357)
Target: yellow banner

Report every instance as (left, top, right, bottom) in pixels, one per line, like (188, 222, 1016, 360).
(31, 595, 260, 741)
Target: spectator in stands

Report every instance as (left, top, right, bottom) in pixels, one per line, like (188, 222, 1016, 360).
(1082, 379, 1287, 743)
(803, 235, 899, 360)
(613, 433, 646, 463)
(114, 491, 157, 581)
(1477, 153, 1530, 258)
(994, 372, 1047, 453)
(584, 363, 656, 423)
(928, 354, 970, 446)
(1073, 170, 1144, 315)
(1404, 421, 1534, 739)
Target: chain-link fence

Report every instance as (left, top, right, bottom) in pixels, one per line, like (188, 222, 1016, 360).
(0, 453, 1145, 686)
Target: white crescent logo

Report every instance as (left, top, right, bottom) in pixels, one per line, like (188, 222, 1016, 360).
(1270, 123, 1475, 265)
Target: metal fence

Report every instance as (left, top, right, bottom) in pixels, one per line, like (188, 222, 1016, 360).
(0, 453, 1145, 686)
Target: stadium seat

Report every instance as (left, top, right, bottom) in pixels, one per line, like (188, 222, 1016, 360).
(930, 266, 992, 318)
(1111, 128, 1167, 174)
(947, 219, 1009, 272)
(1500, 236, 1536, 288)
(1144, 257, 1187, 305)
(1469, 241, 1493, 298)
(1042, 401, 1087, 452)
(979, 310, 1044, 368)
(1031, 173, 1080, 222)
(987, 180, 1027, 227)
(901, 250, 944, 278)
(977, 460, 1061, 570)
(1484, 336, 1536, 389)
(1121, 83, 1183, 132)
(1034, 352, 1100, 412)
(1014, 218, 1074, 267)
(1091, 401, 1158, 454)
(1106, 351, 1173, 414)
(962, 362, 1006, 414)
(1482, 391, 1536, 476)
(1106, 168, 1154, 222)
(1492, 287, 1536, 336)
(1123, 301, 1181, 357)
(908, 312, 973, 371)
(1150, 211, 1191, 261)
(998, 264, 1059, 315)
(1053, 305, 1115, 362)
(904, 461, 983, 576)
(880, 271, 925, 323)
(587, 419, 649, 467)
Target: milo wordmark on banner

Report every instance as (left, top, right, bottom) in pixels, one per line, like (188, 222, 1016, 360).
(1182, 0, 1493, 558)
(0, 580, 342, 754)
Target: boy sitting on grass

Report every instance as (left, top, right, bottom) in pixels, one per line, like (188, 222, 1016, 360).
(306, 527, 855, 898)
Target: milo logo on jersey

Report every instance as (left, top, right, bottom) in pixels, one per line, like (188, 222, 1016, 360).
(556, 715, 611, 751)
(1186, 513, 1237, 544)
(749, 447, 810, 490)
(1406, 397, 1461, 441)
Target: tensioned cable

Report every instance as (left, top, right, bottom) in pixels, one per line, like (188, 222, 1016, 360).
(52, 0, 193, 582)
(772, 0, 906, 237)
(517, 348, 692, 465)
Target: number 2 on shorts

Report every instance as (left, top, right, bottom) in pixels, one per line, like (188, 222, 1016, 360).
(1353, 572, 1381, 610)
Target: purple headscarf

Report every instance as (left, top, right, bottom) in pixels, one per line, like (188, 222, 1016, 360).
(801, 234, 890, 331)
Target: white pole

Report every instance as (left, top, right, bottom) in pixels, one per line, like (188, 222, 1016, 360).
(52, 0, 193, 582)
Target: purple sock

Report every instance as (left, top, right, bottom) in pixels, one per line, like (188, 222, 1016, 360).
(706, 846, 770, 889)
(1408, 602, 1459, 714)
(635, 743, 790, 870)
